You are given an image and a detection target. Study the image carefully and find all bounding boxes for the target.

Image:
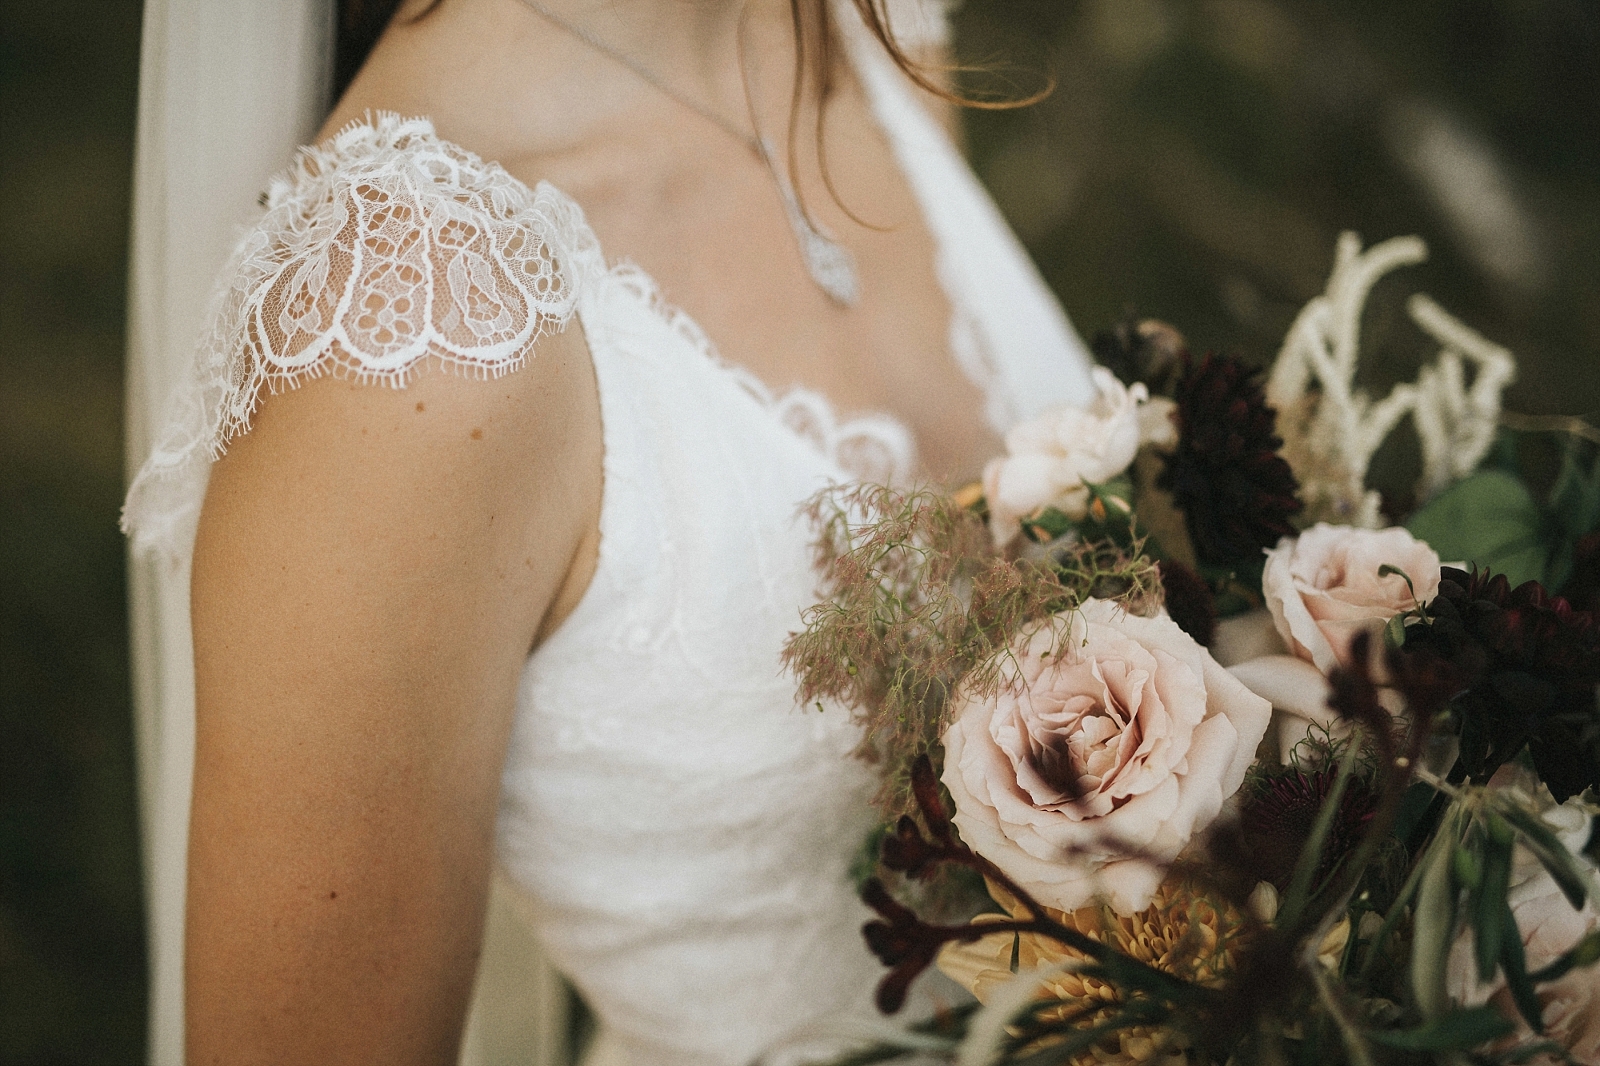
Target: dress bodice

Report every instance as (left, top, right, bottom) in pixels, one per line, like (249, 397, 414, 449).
(121, 8, 1095, 1065)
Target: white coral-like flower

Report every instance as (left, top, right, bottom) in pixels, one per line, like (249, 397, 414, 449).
(1268, 232, 1516, 527)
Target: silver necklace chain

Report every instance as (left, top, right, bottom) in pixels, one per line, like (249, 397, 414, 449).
(512, 0, 860, 307)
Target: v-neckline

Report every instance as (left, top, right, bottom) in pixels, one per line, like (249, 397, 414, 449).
(441, 16, 997, 486)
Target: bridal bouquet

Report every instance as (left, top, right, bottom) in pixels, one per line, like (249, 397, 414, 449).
(784, 234, 1600, 1065)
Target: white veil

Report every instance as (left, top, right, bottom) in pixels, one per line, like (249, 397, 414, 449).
(126, 3, 566, 1062)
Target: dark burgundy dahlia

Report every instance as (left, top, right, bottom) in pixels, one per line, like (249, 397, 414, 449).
(1159, 558, 1217, 647)
(1157, 352, 1302, 567)
(1560, 531, 1600, 614)
(1238, 766, 1378, 894)
(1402, 567, 1600, 800)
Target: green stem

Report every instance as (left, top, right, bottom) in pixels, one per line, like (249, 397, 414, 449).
(1314, 965, 1377, 1066)
(1356, 846, 1429, 983)
(1280, 732, 1364, 931)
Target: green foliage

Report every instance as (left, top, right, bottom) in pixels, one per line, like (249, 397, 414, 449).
(1405, 438, 1600, 590)
(1405, 470, 1549, 587)
(783, 484, 1162, 815)
(1543, 440, 1600, 589)
(1364, 1008, 1514, 1051)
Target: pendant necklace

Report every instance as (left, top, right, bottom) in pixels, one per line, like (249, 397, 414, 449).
(512, 0, 861, 307)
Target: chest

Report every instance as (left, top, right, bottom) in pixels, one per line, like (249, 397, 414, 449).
(502, 82, 1002, 485)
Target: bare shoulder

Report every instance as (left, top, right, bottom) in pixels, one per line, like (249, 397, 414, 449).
(318, 0, 595, 169)
(197, 317, 600, 657)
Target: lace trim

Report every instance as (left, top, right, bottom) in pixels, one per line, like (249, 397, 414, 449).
(123, 113, 602, 558)
(604, 263, 916, 486)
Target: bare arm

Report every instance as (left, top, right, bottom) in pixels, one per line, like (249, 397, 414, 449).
(185, 326, 601, 1066)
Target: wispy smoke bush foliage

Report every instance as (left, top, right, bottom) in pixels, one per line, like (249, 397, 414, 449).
(783, 484, 1163, 815)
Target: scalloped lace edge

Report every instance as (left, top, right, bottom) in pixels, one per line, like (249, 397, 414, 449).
(122, 113, 600, 559)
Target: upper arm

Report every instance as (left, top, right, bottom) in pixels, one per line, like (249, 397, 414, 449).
(178, 125, 602, 1064)
(186, 325, 600, 1066)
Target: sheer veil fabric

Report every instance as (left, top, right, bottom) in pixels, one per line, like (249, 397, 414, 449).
(127, 3, 563, 1063)
(125, 1, 1091, 1064)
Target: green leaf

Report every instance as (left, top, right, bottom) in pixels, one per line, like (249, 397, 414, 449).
(1538, 434, 1600, 589)
(1021, 506, 1075, 542)
(1530, 927, 1600, 984)
(1406, 469, 1550, 587)
(1548, 440, 1600, 543)
(1501, 913, 1546, 1033)
(1453, 842, 1484, 892)
(1384, 613, 1407, 650)
(1413, 811, 1465, 1019)
(1475, 828, 1514, 982)
(1498, 801, 1590, 910)
(1366, 1007, 1516, 1051)
(1391, 781, 1440, 847)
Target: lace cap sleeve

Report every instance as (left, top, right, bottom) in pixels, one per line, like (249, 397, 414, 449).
(123, 114, 601, 559)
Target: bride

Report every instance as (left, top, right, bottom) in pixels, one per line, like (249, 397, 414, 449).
(123, 0, 1095, 1062)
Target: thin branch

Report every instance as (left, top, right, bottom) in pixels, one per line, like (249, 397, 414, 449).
(1499, 411, 1600, 447)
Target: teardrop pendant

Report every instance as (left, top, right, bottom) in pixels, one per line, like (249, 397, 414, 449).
(761, 139, 861, 308)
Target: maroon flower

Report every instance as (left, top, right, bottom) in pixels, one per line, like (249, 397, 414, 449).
(1238, 766, 1378, 893)
(1403, 567, 1600, 799)
(1157, 353, 1302, 567)
(1159, 558, 1218, 647)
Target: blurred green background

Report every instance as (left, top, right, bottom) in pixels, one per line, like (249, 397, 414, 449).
(1, 0, 1595, 1062)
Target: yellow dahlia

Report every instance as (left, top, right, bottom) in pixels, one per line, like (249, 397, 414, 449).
(937, 877, 1249, 1066)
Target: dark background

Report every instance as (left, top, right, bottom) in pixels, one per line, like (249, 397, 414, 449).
(1, 1, 1596, 1061)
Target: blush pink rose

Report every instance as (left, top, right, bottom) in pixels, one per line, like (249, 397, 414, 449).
(940, 599, 1272, 914)
(1262, 524, 1441, 675)
(982, 368, 1151, 548)
(1445, 767, 1600, 1064)
(1447, 793, 1600, 1063)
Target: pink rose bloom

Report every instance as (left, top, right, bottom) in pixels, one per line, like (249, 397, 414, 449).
(1447, 781, 1600, 1064)
(1262, 524, 1441, 675)
(982, 368, 1150, 548)
(1452, 845, 1600, 1056)
(940, 599, 1272, 914)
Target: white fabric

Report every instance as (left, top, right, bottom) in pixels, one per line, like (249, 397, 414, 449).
(123, 2, 1095, 1064)
(122, 116, 591, 557)
(125, 4, 333, 1063)
(129, 5, 570, 1065)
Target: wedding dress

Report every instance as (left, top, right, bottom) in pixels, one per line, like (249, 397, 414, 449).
(123, 3, 1095, 1063)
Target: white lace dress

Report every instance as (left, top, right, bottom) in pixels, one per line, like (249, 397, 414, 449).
(123, 12, 1095, 1066)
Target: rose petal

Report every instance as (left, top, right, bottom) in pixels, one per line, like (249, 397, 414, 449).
(1264, 534, 1340, 674)
(1209, 608, 1289, 669)
(1227, 654, 1343, 764)
(1263, 524, 1441, 673)
(941, 601, 1271, 914)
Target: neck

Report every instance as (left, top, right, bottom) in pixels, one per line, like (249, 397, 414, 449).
(511, 0, 797, 98)
(346, 0, 831, 169)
